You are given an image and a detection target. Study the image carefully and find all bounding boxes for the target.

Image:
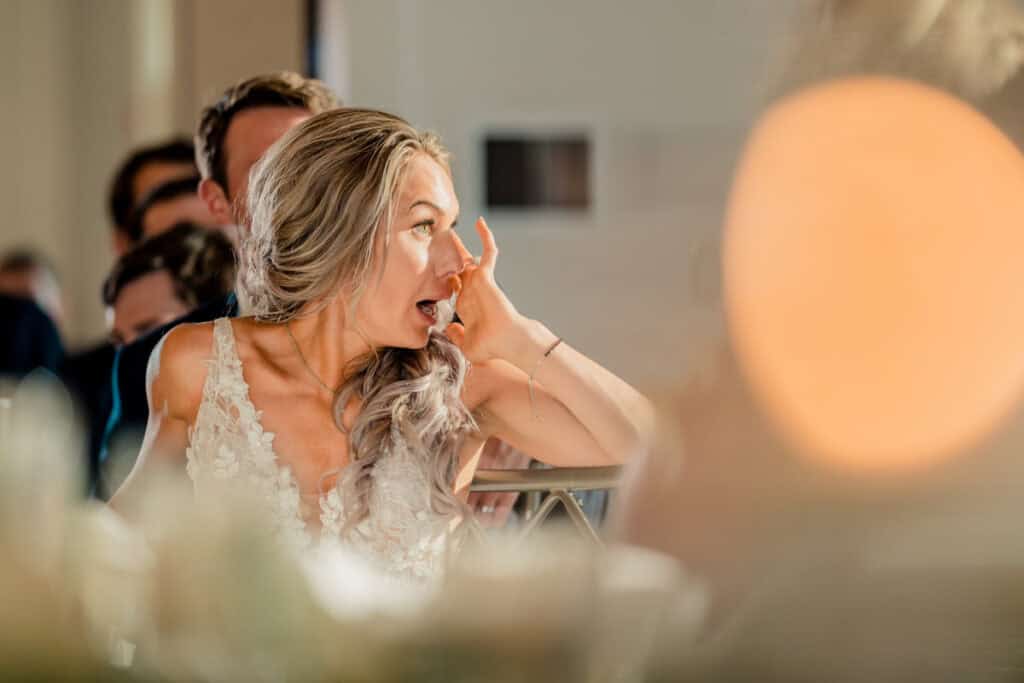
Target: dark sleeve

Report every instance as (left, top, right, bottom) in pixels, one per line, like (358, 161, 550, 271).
(37, 322, 65, 374)
(0, 295, 64, 378)
(58, 342, 115, 493)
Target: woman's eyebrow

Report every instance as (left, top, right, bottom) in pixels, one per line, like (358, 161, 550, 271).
(409, 199, 443, 212)
(408, 199, 460, 226)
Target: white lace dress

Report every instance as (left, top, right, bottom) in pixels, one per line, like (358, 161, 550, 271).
(184, 318, 455, 581)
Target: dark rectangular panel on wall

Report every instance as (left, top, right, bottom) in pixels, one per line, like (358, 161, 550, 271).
(485, 135, 590, 210)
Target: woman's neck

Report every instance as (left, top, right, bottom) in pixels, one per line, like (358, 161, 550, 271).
(285, 301, 371, 392)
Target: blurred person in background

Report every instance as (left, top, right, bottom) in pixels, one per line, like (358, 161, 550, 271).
(0, 248, 65, 335)
(0, 294, 63, 383)
(104, 223, 237, 348)
(107, 139, 197, 256)
(125, 175, 216, 243)
(193, 72, 338, 247)
(100, 72, 340, 488)
(96, 222, 236, 495)
(62, 140, 201, 492)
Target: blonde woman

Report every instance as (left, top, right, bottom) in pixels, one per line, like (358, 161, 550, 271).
(110, 108, 653, 578)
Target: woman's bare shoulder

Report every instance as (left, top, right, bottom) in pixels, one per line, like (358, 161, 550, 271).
(157, 320, 218, 367)
(147, 320, 219, 420)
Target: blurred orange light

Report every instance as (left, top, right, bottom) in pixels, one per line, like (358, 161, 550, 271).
(723, 76, 1024, 473)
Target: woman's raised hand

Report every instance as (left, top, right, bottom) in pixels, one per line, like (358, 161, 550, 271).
(445, 218, 526, 364)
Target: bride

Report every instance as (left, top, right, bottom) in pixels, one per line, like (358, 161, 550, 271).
(109, 108, 654, 579)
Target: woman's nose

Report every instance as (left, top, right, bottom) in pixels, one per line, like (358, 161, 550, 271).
(437, 229, 474, 278)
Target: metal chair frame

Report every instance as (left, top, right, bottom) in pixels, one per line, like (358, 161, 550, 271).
(469, 465, 622, 544)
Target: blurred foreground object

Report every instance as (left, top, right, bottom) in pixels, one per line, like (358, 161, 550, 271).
(724, 76, 1024, 473)
(0, 377, 704, 681)
(0, 375, 100, 679)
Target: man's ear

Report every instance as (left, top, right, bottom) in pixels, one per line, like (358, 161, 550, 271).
(199, 178, 233, 226)
(111, 229, 134, 257)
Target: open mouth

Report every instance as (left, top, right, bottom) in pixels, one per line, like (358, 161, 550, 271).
(417, 297, 455, 331)
(416, 300, 438, 325)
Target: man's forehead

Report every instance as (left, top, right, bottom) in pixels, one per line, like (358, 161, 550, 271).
(133, 161, 195, 198)
(225, 107, 311, 160)
(121, 269, 176, 301)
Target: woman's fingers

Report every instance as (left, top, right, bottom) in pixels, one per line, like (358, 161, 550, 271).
(451, 230, 475, 274)
(476, 217, 499, 272)
(469, 490, 518, 528)
(444, 321, 466, 348)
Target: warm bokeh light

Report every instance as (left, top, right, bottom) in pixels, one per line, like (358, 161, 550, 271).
(724, 76, 1024, 474)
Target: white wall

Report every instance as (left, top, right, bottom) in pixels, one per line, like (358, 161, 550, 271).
(325, 0, 801, 391)
(0, 0, 305, 348)
(1, 0, 105, 346)
(183, 0, 306, 115)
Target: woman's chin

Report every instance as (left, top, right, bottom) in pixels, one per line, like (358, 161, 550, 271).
(396, 327, 431, 350)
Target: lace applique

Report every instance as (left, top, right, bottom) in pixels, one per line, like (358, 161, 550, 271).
(317, 431, 452, 580)
(185, 318, 453, 578)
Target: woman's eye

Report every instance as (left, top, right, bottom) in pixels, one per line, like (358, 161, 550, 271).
(413, 222, 433, 237)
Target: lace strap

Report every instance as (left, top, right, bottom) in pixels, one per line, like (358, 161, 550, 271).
(209, 318, 243, 385)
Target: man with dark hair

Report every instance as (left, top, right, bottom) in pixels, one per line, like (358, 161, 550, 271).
(100, 72, 340, 491)
(125, 175, 215, 242)
(96, 223, 236, 497)
(107, 139, 197, 255)
(195, 71, 340, 241)
(104, 223, 236, 347)
(66, 142, 198, 491)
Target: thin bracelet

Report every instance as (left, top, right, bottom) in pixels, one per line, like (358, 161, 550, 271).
(528, 337, 562, 419)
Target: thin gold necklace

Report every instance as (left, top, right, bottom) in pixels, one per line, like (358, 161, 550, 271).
(285, 321, 340, 394)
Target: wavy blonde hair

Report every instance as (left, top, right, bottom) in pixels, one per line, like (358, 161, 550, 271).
(241, 108, 476, 529)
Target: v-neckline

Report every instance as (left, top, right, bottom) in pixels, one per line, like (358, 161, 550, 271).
(216, 318, 341, 527)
